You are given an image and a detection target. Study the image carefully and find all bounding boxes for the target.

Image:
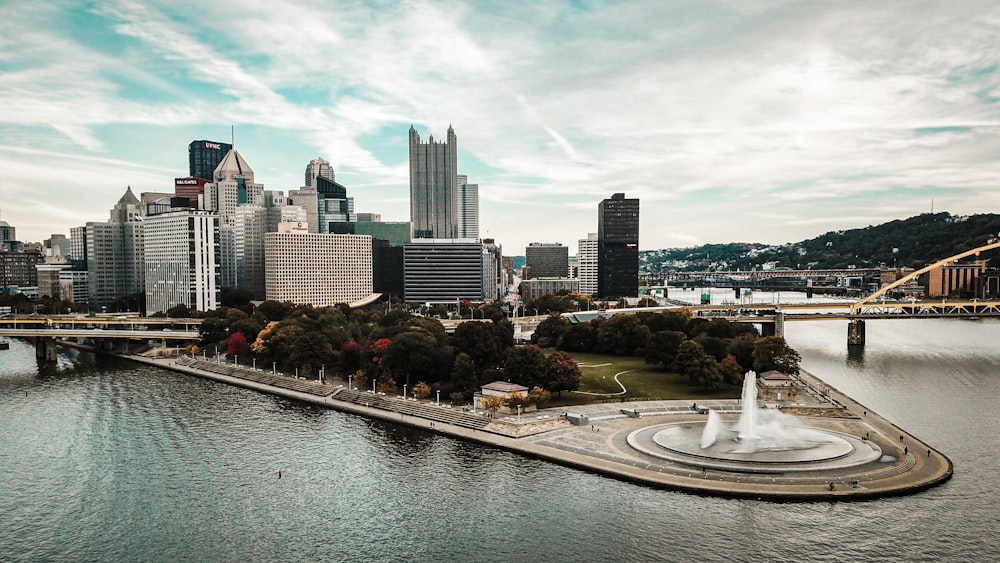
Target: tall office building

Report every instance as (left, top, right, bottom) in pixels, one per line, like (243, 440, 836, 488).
(304, 157, 335, 187)
(597, 193, 639, 299)
(143, 209, 220, 314)
(457, 174, 479, 239)
(189, 139, 232, 181)
(577, 233, 598, 296)
(232, 198, 306, 298)
(203, 148, 264, 227)
(525, 242, 569, 279)
(289, 158, 353, 234)
(409, 125, 458, 239)
(73, 187, 145, 312)
(264, 226, 373, 307)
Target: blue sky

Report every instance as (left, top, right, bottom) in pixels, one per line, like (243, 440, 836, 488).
(3, 1, 1000, 254)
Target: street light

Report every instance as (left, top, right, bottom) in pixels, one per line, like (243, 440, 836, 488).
(234, 355, 238, 366)
(436, 389, 440, 406)
(252, 358, 256, 370)
(403, 384, 407, 400)
(272, 361, 276, 375)
(348, 373, 352, 390)
(372, 379, 377, 394)
(517, 404, 522, 423)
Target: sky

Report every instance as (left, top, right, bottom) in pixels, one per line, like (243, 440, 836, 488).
(2, 1, 1000, 254)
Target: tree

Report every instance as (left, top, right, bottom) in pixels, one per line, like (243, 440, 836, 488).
(675, 340, 723, 390)
(411, 381, 432, 400)
(166, 303, 191, 318)
(527, 386, 552, 406)
(340, 341, 362, 373)
(227, 331, 249, 359)
(502, 346, 547, 389)
(451, 320, 507, 372)
(257, 300, 290, 322)
(543, 351, 582, 397)
(752, 336, 802, 375)
(505, 391, 529, 411)
(726, 334, 756, 374)
(557, 322, 596, 352)
(644, 330, 686, 369)
(450, 352, 480, 396)
(596, 314, 651, 356)
(719, 354, 744, 386)
(380, 330, 450, 387)
(532, 314, 570, 348)
(480, 395, 505, 417)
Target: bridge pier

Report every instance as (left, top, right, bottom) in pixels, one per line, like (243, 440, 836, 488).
(35, 337, 58, 362)
(848, 319, 865, 348)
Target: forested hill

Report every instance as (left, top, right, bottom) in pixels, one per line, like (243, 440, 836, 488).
(640, 212, 1000, 274)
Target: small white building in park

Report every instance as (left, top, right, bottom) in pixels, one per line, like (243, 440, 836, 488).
(474, 381, 530, 412)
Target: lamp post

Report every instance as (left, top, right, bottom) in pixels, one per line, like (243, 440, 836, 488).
(436, 389, 440, 406)
(272, 361, 276, 375)
(403, 384, 407, 400)
(234, 355, 238, 366)
(373, 379, 376, 394)
(253, 358, 256, 370)
(517, 404, 522, 423)
(348, 373, 352, 390)
(321, 364, 325, 384)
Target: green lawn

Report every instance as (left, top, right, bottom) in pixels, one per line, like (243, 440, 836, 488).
(546, 351, 740, 407)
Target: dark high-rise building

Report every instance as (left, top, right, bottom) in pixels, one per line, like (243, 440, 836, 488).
(597, 193, 639, 299)
(188, 139, 233, 181)
(525, 242, 569, 279)
(409, 125, 458, 239)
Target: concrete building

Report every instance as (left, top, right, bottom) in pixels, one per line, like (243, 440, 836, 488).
(231, 198, 307, 298)
(409, 126, 458, 239)
(174, 177, 209, 208)
(457, 174, 479, 239)
(578, 233, 598, 296)
(525, 242, 569, 279)
(598, 193, 639, 299)
(925, 261, 986, 298)
(1, 250, 43, 290)
(264, 226, 373, 307)
(35, 263, 70, 299)
(72, 187, 145, 312)
(189, 139, 232, 181)
(59, 270, 88, 306)
(203, 148, 264, 227)
(519, 277, 581, 302)
(288, 158, 354, 234)
(403, 239, 504, 304)
(143, 209, 220, 315)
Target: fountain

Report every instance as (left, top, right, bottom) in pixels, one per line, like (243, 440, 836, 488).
(627, 371, 882, 473)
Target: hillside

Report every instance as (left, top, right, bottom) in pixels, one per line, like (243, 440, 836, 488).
(640, 212, 1000, 274)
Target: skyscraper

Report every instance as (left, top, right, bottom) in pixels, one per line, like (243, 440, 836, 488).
(304, 157, 335, 187)
(203, 148, 264, 227)
(143, 209, 220, 314)
(577, 233, 598, 296)
(597, 193, 639, 299)
(457, 174, 479, 239)
(409, 125, 458, 239)
(188, 140, 232, 181)
(289, 157, 353, 233)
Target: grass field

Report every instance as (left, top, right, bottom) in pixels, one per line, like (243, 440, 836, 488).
(546, 351, 741, 408)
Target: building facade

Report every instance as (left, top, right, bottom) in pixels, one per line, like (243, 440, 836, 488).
(143, 210, 220, 315)
(409, 126, 459, 239)
(597, 193, 639, 299)
(403, 239, 487, 303)
(519, 277, 581, 302)
(577, 232, 599, 296)
(264, 228, 373, 307)
(203, 148, 264, 227)
(457, 174, 479, 239)
(75, 187, 145, 312)
(188, 139, 232, 181)
(525, 242, 569, 279)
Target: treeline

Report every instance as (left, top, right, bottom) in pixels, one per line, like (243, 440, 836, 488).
(193, 301, 581, 405)
(531, 309, 800, 390)
(642, 212, 1000, 273)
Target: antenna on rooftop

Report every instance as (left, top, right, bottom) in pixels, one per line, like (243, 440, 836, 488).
(231, 125, 235, 147)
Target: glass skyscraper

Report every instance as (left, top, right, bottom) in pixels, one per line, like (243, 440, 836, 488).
(597, 193, 639, 299)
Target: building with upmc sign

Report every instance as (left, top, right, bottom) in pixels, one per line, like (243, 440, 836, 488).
(188, 139, 232, 181)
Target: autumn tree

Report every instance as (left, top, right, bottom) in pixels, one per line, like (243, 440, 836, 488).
(527, 386, 552, 406)
(543, 351, 582, 397)
(719, 354, 744, 386)
(505, 391, 529, 411)
(411, 381, 432, 400)
(480, 395, 505, 416)
(227, 331, 249, 359)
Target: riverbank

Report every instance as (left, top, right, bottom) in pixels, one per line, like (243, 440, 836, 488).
(122, 350, 951, 501)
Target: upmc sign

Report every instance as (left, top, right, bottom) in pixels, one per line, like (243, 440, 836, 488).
(205, 142, 222, 150)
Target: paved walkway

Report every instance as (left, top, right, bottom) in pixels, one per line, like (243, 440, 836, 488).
(132, 353, 952, 501)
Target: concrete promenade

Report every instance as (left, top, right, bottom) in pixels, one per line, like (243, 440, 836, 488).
(127, 352, 952, 501)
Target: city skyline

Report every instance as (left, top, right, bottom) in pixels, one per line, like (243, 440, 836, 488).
(3, 2, 1000, 253)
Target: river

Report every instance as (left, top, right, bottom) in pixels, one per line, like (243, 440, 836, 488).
(1, 300, 998, 562)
